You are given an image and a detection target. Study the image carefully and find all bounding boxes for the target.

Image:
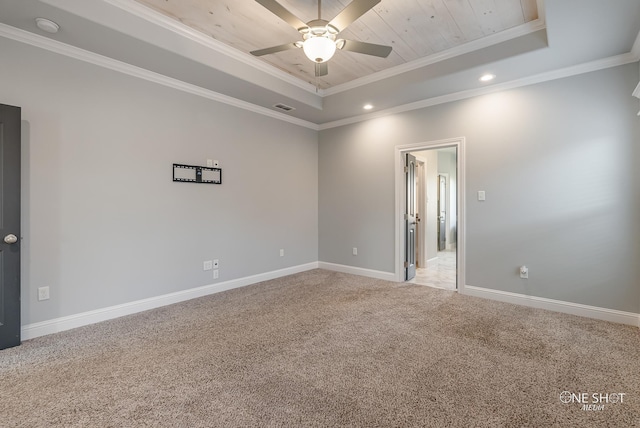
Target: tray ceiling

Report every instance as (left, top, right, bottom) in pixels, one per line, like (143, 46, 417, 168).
(133, 0, 539, 89)
(2, 0, 638, 126)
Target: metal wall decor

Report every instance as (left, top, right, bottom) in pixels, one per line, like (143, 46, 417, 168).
(173, 163, 222, 184)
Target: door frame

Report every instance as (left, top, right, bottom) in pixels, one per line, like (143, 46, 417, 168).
(394, 137, 465, 292)
(404, 153, 417, 281)
(415, 160, 426, 268)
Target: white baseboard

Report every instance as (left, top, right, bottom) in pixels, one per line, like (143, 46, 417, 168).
(21, 264, 638, 341)
(21, 262, 319, 340)
(463, 285, 640, 327)
(318, 262, 396, 282)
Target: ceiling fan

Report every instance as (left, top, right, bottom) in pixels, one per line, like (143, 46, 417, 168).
(250, 0, 392, 77)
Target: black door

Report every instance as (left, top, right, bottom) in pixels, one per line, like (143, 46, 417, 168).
(0, 104, 21, 350)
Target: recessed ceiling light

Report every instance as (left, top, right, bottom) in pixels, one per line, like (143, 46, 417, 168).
(479, 74, 496, 82)
(363, 104, 374, 110)
(35, 18, 60, 34)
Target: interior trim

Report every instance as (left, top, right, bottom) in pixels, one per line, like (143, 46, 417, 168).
(2, 20, 637, 131)
(463, 285, 640, 327)
(103, 0, 548, 99)
(323, 18, 547, 96)
(21, 259, 639, 341)
(394, 137, 466, 293)
(316, 264, 640, 327)
(0, 23, 320, 131)
(319, 51, 640, 130)
(21, 262, 320, 340)
(631, 25, 640, 59)
(47, 0, 319, 95)
(317, 262, 396, 282)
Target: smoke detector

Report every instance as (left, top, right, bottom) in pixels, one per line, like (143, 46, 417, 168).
(35, 18, 60, 34)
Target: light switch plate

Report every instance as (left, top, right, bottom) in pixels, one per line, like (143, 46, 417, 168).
(478, 191, 486, 201)
(38, 286, 50, 301)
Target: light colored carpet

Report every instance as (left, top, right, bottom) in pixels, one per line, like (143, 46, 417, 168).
(1, 269, 638, 427)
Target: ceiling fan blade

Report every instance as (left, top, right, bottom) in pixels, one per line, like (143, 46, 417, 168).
(315, 62, 328, 77)
(328, 0, 381, 32)
(338, 39, 392, 58)
(250, 42, 299, 57)
(255, 0, 308, 31)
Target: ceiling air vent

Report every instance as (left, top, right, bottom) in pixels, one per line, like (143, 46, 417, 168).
(273, 103, 296, 112)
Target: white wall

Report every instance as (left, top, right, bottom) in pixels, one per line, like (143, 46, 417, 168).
(319, 63, 640, 313)
(0, 37, 318, 325)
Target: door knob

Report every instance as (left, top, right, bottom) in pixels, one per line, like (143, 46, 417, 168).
(4, 234, 18, 244)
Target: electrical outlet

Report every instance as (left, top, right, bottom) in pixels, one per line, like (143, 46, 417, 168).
(38, 286, 50, 301)
(213, 270, 219, 279)
(206, 159, 213, 167)
(280, 249, 284, 257)
(520, 266, 529, 279)
(203, 260, 212, 271)
(213, 259, 219, 269)
(353, 247, 358, 256)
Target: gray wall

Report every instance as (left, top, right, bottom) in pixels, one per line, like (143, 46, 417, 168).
(0, 37, 318, 325)
(437, 149, 457, 249)
(319, 63, 640, 313)
(414, 150, 438, 262)
(1, 34, 638, 326)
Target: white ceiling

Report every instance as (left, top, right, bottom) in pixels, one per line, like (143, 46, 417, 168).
(0, 0, 639, 128)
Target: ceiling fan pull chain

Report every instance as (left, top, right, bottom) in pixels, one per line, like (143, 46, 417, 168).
(318, 0, 322, 20)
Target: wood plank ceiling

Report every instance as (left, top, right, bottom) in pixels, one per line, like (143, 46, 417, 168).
(133, 0, 539, 89)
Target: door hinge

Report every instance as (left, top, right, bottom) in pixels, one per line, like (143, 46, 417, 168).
(404, 261, 409, 268)
(404, 166, 408, 173)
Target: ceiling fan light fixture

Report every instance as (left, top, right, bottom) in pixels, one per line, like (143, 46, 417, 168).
(303, 35, 336, 63)
(251, 0, 392, 74)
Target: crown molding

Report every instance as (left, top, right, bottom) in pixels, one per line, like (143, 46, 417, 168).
(2, 0, 632, 132)
(318, 51, 637, 130)
(97, 0, 320, 95)
(631, 28, 640, 60)
(0, 23, 319, 130)
(322, 18, 547, 97)
(103, 0, 549, 99)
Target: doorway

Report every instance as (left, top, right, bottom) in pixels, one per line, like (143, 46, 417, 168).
(395, 138, 465, 292)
